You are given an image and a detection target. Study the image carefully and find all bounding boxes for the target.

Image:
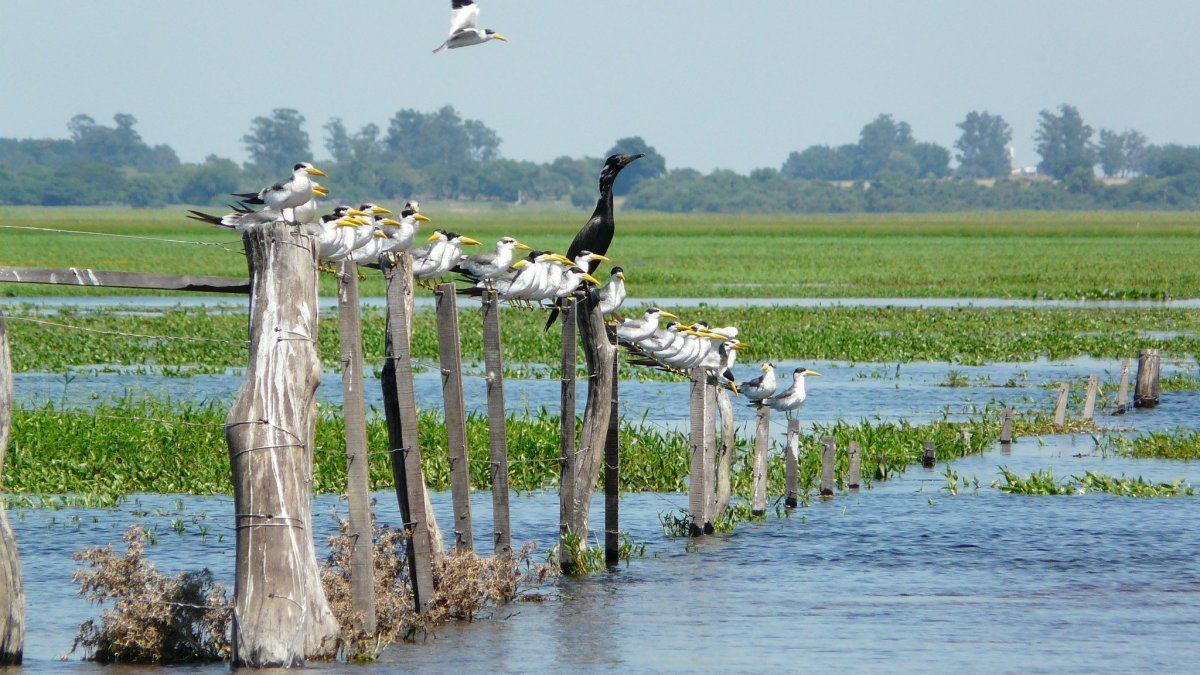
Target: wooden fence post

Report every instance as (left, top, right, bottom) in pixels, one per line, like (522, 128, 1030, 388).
(1000, 407, 1014, 445)
(0, 309, 24, 665)
(434, 283, 474, 553)
(1082, 375, 1100, 421)
(1053, 383, 1069, 426)
(336, 261, 376, 634)
(750, 406, 770, 515)
(481, 292, 511, 556)
(226, 223, 338, 666)
(558, 299, 577, 568)
(712, 387, 736, 521)
(604, 326, 620, 568)
(379, 255, 435, 612)
(1135, 348, 1161, 408)
(847, 441, 862, 491)
(784, 419, 800, 508)
(688, 370, 711, 535)
(819, 436, 836, 497)
(1114, 359, 1131, 415)
(922, 440, 936, 468)
(701, 381, 717, 534)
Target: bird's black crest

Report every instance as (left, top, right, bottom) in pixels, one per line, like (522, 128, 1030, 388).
(610, 266, 624, 274)
(451, 0, 474, 8)
(293, 163, 306, 171)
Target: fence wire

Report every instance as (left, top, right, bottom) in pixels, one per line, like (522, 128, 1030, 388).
(0, 224, 244, 255)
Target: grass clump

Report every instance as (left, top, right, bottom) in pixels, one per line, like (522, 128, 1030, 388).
(995, 468, 1196, 497)
(71, 526, 232, 663)
(1103, 429, 1200, 460)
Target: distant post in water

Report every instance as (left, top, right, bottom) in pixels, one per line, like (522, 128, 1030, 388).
(604, 326, 620, 567)
(750, 406, 771, 515)
(688, 370, 712, 535)
(819, 436, 836, 497)
(922, 440, 936, 468)
(481, 291, 511, 556)
(1082, 375, 1100, 421)
(784, 419, 800, 508)
(336, 260, 375, 634)
(999, 407, 1014, 446)
(1053, 382, 1069, 426)
(0, 308, 24, 665)
(847, 441, 862, 491)
(1135, 348, 1161, 408)
(434, 283, 473, 553)
(1114, 359, 1131, 415)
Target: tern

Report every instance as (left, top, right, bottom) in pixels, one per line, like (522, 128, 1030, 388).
(597, 267, 627, 316)
(616, 307, 675, 344)
(761, 367, 822, 420)
(453, 236, 532, 286)
(233, 162, 326, 222)
(414, 231, 482, 283)
(738, 363, 778, 402)
(433, 0, 509, 54)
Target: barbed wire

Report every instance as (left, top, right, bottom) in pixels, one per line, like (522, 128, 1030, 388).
(0, 224, 244, 255)
(5, 315, 247, 345)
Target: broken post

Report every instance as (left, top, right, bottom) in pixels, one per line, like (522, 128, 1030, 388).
(434, 283, 473, 553)
(1082, 375, 1100, 421)
(604, 326, 619, 568)
(1135, 348, 1161, 408)
(819, 436, 836, 497)
(336, 261, 375, 634)
(226, 222, 338, 666)
(1000, 407, 1014, 445)
(558, 298, 577, 566)
(379, 254, 435, 612)
(922, 440, 936, 468)
(847, 441, 862, 491)
(750, 406, 770, 515)
(784, 418, 800, 508)
(481, 291, 511, 556)
(1114, 359, 1131, 415)
(1053, 382, 1069, 426)
(688, 370, 711, 536)
(0, 308, 24, 665)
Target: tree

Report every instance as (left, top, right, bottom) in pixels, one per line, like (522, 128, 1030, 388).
(857, 114, 914, 178)
(781, 145, 858, 181)
(242, 108, 310, 179)
(603, 137, 666, 195)
(180, 155, 243, 205)
(1098, 129, 1126, 178)
(1122, 130, 1148, 176)
(955, 111, 1012, 178)
(384, 106, 500, 169)
(910, 142, 951, 178)
(1034, 104, 1096, 180)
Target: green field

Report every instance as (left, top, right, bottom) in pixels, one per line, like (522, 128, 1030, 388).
(2, 207, 1198, 298)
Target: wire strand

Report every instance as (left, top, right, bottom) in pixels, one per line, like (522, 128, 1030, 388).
(0, 224, 244, 255)
(5, 315, 247, 345)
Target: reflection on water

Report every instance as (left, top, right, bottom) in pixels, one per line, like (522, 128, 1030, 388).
(9, 437, 1200, 671)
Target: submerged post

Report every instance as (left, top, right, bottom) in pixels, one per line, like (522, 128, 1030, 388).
(226, 223, 338, 666)
(922, 440, 936, 468)
(1114, 359, 1131, 415)
(434, 283, 473, 553)
(379, 254, 435, 612)
(481, 291, 511, 556)
(688, 370, 711, 536)
(819, 436, 836, 497)
(336, 261, 375, 634)
(750, 406, 770, 515)
(558, 298, 577, 566)
(784, 418, 800, 508)
(1082, 375, 1100, 421)
(1135, 348, 1161, 408)
(604, 326, 620, 568)
(847, 440, 862, 491)
(1053, 382, 1069, 426)
(0, 309, 24, 664)
(1000, 407, 1014, 445)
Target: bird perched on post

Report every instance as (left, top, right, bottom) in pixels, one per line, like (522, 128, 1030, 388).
(760, 367, 821, 420)
(738, 363, 777, 402)
(616, 307, 676, 344)
(413, 231, 482, 284)
(453, 236, 532, 288)
(597, 267, 626, 317)
(233, 162, 326, 222)
(433, 0, 509, 54)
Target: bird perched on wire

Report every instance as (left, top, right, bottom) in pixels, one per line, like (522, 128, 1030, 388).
(738, 363, 777, 402)
(597, 267, 626, 317)
(433, 0, 508, 54)
(759, 367, 821, 420)
(453, 236, 532, 288)
(233, 162, 327, 223)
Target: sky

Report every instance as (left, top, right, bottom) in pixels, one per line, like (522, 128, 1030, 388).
(2, 1, 1199, 173)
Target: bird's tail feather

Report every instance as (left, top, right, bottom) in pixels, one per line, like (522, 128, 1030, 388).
(186, 210, 229, 228)
(432, 42, 449, 54)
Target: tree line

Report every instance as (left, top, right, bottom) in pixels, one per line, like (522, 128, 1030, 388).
(2, 105, 1199, 212)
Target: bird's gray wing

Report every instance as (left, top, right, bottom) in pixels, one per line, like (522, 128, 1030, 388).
(740, 373, 766, 389)
(262, 179, 290, 195)
(449, 0, 479, 33)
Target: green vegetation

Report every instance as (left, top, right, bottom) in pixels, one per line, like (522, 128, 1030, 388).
(3, 208, 1200, 299)
(996, 468, 1196, 497)
(5, 304, 1197, 373)
(1104, 429, 1200, 460)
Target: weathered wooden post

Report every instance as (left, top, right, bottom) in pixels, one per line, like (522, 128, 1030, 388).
(687, 370, 711, 536)
(1114, 359, 1131, 415)
(1135, 348, 1161, 408)
(847, 440, 862, 491)
(560, 295, 617, 567)
(434, 283, 473, 553)
(1082, 375, 1100, 421)
(750, 406, 770, 515)
(922, 440, 936, 468)
(226, 223, 338, 666)
(1053, 382, 1069, 426)
(0, 309, 24, 665)
(481, 291, 511, 556)
(558, 298, 577, 566)
(604, 326, 620, 568)
(336, 261, 375, 634)
(819, 436, 836, 497)
(784, 419, 800, 508)
(712, 387, 736, 520)
(379, 254, 435, 612)
(701, 381, 717, 534)
(1000, 407, 1014, 446)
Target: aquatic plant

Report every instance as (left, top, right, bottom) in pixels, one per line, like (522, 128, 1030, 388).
(1102, 429, 1200, 460)
(995, 467, 1195, 497)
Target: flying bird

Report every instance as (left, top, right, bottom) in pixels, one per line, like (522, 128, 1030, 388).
(433, 0, 509, 54)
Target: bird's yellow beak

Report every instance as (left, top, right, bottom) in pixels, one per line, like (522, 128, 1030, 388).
(373, 230, 388, 239)
(549, 254, 574, 264)
(660, 311, 678, 319)
(313, 185, 328, 196)
(492, 34, 509, 43)
(306, 167, 327, 177)
(414, 214, 432, 223)
(582, 273, 601, 285)
(514, 242, 533, 251)
(513, 259, 529, 269)
(380, 218, 402, 227)
(733, 342, 748, 350)
(730, 383, 740, 395)
(427, 232, 442, 242)
(371, 206, 393, 215)
(760, 363, 769, 372)
(592, 254, 612, 262)
(348, 209, 369, 217)
(615, 271, 625, 280)
(459, 236, 482, 246)
(806, 370, 822, 377)
(336, 217, 359, 227)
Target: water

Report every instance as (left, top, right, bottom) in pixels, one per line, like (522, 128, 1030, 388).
(9, 436, 1200, 671)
